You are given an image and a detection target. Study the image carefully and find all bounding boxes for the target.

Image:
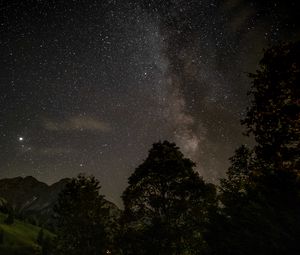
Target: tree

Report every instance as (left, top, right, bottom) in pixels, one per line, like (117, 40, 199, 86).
(41, 236, 53, 255)
(121, 141, 217, 255)
(220, 145, 253, 210)
(242, 41, 300, 251)
(242, 41, 300, 173)
(36, 228, 54, 255)
(37, 228, 44, 246)
(53, 174, 110, 255)
(213, 42, 300, 255)
(0, 228, 4, 244)
(0, 197, 9, 213)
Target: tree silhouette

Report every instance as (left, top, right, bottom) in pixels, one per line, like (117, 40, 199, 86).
(41, 236, 52, 255)
(0, 197, 9, 213)
(54, 174, 109, 255)
(121, 141, 217, 255)
(37, 228, 44, 246)
(212, 42, 300, 255)
(0, 228, 4, 245)
(243, 41, 300, 173)
(219, 145, 253, 214)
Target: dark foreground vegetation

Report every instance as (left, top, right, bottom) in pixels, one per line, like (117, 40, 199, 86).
(1, 41, 299, 255)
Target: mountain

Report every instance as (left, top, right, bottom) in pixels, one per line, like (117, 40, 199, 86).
(0, 176, 121, 228)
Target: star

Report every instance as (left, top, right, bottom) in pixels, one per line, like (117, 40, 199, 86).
(0, 0, 298, 207)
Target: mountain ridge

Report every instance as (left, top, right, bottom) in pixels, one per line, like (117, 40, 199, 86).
(0, 176, 120, 228)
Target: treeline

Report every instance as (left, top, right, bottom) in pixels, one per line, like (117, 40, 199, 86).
(52, 41, 300, 255)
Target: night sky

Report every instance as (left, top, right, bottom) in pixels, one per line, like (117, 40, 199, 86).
(1, 0, 299, 205)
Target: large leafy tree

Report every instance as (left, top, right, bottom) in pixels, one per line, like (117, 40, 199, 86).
(121, 141, 217, 255)
(54, 174, 110, 255)
(212, 42, 300, 255)
(243, 41, 300, 173)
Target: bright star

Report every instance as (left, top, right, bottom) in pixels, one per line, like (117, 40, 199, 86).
(19, 137, 24, 141)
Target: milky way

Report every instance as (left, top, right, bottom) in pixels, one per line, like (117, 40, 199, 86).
(1, 0, 299, 205)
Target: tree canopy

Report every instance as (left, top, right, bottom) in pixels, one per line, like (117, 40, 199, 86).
(243, 41, 300, 173)
(54, 174, 110, 255)
(212, 41, 300, 255)
(121, 141, 217, 255)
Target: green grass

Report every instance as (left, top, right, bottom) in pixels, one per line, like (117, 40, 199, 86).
(0, 212, 54, 254)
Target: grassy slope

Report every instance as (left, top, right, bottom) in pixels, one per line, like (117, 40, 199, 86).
(0, 213, 54, 254)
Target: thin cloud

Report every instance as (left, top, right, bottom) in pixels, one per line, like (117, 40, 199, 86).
(44, 116, 111, 133)
(37, 147, 76, 156)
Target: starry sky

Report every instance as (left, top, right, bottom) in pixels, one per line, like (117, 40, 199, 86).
(1, 0, 299, 205)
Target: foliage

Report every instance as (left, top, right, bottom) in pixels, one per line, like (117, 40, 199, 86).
(41, 235, 52, 255)
(53, 174, 110, 255)
(212, 42, 300, 255)
(242, 41, 300, 173)
(121, 141, 217, 255)
(0, 227, 3, 244)
(219, 145, 253, 209)
(37, 228, 44, 246)
(0, 198, 9, 214)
